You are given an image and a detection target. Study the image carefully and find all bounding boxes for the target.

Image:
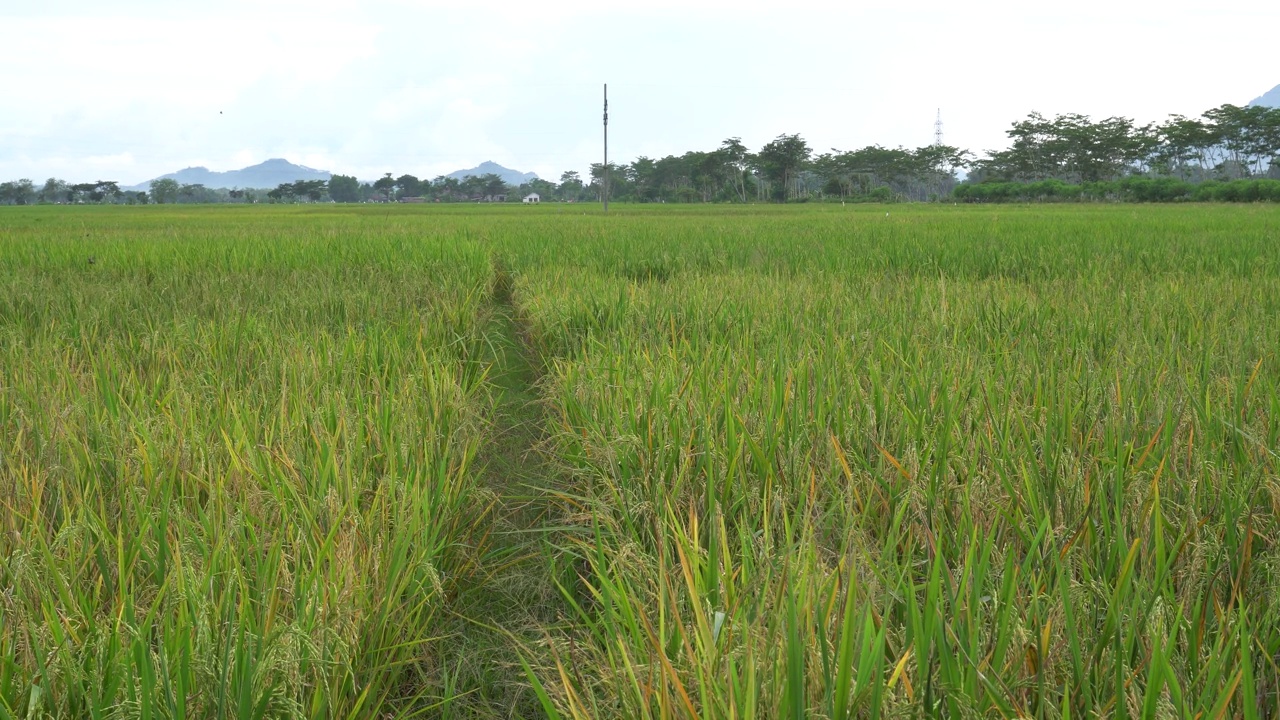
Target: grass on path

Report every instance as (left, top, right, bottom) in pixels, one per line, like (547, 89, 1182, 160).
(440, 262, 573, 719)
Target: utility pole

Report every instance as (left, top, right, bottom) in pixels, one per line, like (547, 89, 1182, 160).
(603, 83, 609, 213)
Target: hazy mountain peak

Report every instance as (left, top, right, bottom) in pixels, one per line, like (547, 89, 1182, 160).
(446, 161, 538, 185)
(1248, 84, 1280, 108)
(130, 159, 331, 190)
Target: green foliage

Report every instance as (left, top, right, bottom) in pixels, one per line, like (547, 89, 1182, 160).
(0, 179, 37, 205)
(813, 144, 969, 202)
(956, 177, 1280, 203)
(755, 133, 812, 201)
(148, 178, 180, 204)
(976, 104, 1280, 184)
(39, 178, 69, 204)
(976, 112, 1151, 182)
(327, 174, 360, 203)
(266, 180, 328, 203)
(394, 174, 423, 198)
(371, 173, 396, 201)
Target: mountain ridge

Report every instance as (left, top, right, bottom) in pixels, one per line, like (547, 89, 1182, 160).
(129, 158, 541, 191)
(129, 158, 331, 190)
(445, 161, 538, 186)
(1248, 84, 1280, 108)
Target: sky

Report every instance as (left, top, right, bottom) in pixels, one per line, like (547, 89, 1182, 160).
(2, 0, 1277, 186)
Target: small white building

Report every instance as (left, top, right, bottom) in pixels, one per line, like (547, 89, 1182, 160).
(522, 193, 541, 204)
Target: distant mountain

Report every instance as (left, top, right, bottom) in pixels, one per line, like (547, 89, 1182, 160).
(445, 161, 538, 186)
(129, 158, 331, 190)
(1248, 84, 1280, 108)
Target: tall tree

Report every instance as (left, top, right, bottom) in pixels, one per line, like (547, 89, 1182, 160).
(720, 138, 750, 202)
(480, 173, 509, 199)
(459, 174, 487, 199)
(433, 176, 461, 201)
(179, 184, 206, 203)
(629, 158, 657, 201)
(267, 183, 294, 202)
(1153, 116, 1215, 179)
(328, 174, 360, 203)
(755, 134, 811, 201)
(0, 179, 36, 205)
(589, 163, 630, 201)
(372, 173, 396, 199)
(93, 181, 122, 203)
(292, 180, 327, 202)
(150, 178, 180, 204)
(39, 178, 68, 204)
(557, 171, 583, 201)
(395, 174, 423, 198)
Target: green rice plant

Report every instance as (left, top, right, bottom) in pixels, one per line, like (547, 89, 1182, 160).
(2, 202, 1279, 718)
(501, 203, 1280, 718)
(0, 207, 498, 717)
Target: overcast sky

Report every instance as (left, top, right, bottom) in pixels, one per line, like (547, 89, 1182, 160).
(2, 0, 1277, 185)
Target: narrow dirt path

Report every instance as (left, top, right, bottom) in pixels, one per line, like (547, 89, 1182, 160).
(446, 261, 566, 719)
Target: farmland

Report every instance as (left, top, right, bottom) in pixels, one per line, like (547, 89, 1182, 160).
(1, 203, 1278, 718)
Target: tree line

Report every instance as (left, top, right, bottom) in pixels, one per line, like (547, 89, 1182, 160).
(3, 102, 1278, 205)
(327, 172, 587, 203)
(586, 136, 968, 203)
(971, 104, 1280, 184)
(0, 138, 968, 206)
(0, 178, 251, 205)
(0, 179, 140, 205)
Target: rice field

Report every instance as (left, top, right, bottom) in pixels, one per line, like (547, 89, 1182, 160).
(1, 203, 1278, 718)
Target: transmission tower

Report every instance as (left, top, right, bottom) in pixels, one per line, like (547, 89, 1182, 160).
(934, 108, 943, 146)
